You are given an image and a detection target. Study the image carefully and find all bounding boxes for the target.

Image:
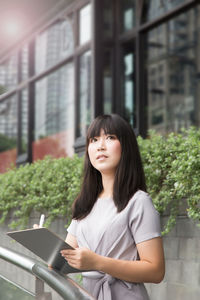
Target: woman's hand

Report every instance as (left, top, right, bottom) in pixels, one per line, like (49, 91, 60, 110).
(33, 224, 39, 229)
(60, 247, 99, 271)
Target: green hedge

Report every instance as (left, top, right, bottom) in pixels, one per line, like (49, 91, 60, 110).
(0, 155, 83, 229)
(138, 127, 200, 234)
(0, 127, 200, 234)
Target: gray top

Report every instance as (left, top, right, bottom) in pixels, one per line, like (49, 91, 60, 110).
(67, 190, 161, 300)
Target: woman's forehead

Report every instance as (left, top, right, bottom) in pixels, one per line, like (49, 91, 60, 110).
(93, 129, 117, 136)
(88, 125, 117, 138)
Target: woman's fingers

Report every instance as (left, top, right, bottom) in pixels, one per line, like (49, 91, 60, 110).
(48, 264, 53, 270)
(60, 247, 97, 270)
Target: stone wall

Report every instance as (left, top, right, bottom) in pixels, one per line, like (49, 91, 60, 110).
(146, 216, 200, 300)
(0, 214, 200, 300)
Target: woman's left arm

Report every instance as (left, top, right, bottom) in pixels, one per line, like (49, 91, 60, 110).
(61, 237, 165, 284)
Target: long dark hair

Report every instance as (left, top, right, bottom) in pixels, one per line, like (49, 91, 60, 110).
(72, 114, 146, 219)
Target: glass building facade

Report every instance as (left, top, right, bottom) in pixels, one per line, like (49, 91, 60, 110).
(0, 0, 199, 172)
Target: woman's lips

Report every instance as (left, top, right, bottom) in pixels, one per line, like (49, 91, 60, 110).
(96, 154, 108, 160)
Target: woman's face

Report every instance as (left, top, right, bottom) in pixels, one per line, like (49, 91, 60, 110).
(88, 129, 121, 176)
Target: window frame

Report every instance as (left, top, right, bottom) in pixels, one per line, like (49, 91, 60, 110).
(0, 0, 92, 165)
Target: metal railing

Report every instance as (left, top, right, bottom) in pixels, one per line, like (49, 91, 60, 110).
(0, 246, 95, 300)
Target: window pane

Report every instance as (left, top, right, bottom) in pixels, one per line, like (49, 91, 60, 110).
(0, 96, 17, 172)
(143, 0, 187, 23)
(21, 45, 29, 82)
(103, 50, 112, 114)
(34, 63, 74, 160)
(121, 0, 136, 32)
(35, 16, 74, 74)
(146, 6, 200, 133)
(0, 55, 18, 95)
(77, 51, 92, 137)
(147, 24, 167, 61)
(0, 96, 17, 148)
(79, 4, 91, 45)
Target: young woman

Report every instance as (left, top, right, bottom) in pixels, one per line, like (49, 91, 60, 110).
(61, 114, 165, 300)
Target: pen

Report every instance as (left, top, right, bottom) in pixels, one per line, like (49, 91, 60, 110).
(39, 214, 45, 228)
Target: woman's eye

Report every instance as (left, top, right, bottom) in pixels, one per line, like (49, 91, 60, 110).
(107, 135, 116, 140)
(90, 137, 98, 143)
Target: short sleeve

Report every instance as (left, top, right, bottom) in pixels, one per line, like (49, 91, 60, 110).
(129, 191, 161, 244)
(67, 219, 78, 237)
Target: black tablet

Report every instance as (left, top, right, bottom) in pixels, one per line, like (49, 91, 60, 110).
(7, 227, 79, 273)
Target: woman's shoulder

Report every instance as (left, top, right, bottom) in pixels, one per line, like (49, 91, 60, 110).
(131, 189, 151, 202)
(128, 190, 154, 210)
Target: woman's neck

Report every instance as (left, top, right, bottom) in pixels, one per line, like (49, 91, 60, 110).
(99, 174, 114, 198)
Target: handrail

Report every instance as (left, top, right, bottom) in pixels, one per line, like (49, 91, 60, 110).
(0, 246, 95, 300)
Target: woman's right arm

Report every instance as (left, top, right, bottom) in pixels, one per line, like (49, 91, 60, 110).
(65, 233, 78, 248)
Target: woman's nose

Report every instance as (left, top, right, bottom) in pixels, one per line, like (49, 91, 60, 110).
(97, 138, 106, 150)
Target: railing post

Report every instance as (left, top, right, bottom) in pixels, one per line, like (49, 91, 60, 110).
(35, 277, 52, 300)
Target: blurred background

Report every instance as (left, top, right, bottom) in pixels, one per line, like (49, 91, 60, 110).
(0, 0, 200, 172)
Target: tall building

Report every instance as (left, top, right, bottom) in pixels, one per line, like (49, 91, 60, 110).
(0, 0, 199, 172)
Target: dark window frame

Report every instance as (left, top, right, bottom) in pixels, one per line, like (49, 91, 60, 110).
(0, 0, 199, 164)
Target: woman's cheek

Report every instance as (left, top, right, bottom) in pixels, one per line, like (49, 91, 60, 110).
(111, 141, 121, 159)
